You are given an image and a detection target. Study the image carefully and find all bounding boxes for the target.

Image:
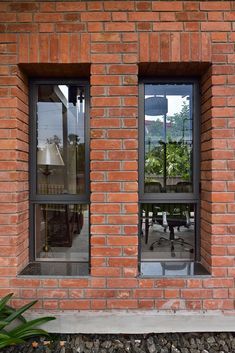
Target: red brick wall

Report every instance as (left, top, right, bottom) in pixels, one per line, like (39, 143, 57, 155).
(0, 1, 234, 312)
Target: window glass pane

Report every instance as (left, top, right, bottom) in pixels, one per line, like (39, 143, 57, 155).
(144, 84, 193, 193)
(35, 203, 89, 262)
(140, 203, 195, 261)
(37, 85, 86, 195)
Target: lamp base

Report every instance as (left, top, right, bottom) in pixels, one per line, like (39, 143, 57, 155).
(43, 244, 50, 252)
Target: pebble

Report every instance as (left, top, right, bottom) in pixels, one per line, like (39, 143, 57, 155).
(1, 332, 235, 353)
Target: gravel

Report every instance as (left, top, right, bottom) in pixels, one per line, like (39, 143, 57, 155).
(2, 332, 235, 353)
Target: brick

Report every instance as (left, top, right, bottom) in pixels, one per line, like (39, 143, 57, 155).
(160, 33, 170, 61)
(176, 12, 206, 21)
(43, 300, 58, 310)
(0, 14, 16, 22)
(133, 289, 163, 298)
(9, 2, 39, 12)
(160, 12, 176, 21)
(211, 32, 228, 42)
(91, 267, 121, 277)
(139, 300, 154, 309)
(34, 13, 63, 22)
(87, 2, 103, 11)
(208, 12, 224, 21)
(164, 289, 180, 298)
(212, 256, 234, 267)
(39, 23, 54, 33)
(39, 34, 49, 62)
(91, 75, 120, 85)
(107, 236, 138, 246)
(7, 24, 38, 32)
(78, 34, 90, 61)
(185, 301, 202, 310)
(91, 225, 121, 235)
(107, 299, 138, 309)
(201, 22, 231, 31)
(91, 247, 122, 257)
(154, 22, 183, 31)
(41, 279, 58, 287)
(107, 171, 137, 181)
(152, 2, 183, 11)
(88, 22, 104, 32)
(91, 54, 121, 64)
(181, 289, 213, 299)
(104, 2, 134, 11)
(200, 2, 231, 11)
(213, 289, 229, 298)
(81, 12, 111, 21)
(91, 182, 121, 192)
(112, 12, 128, 21)
(59, 300, 90, 310)
(91, 33, 121, 42)
(59, 279, 89, 288)
(203, 278, 234, 288)
(107, 215, 138, 225)
(56, 2, 86, 11)
(129, 12, 159, 21)
(203, 299, 234, 310)
(108, 258, 138, 267)
(108, 43, 138, 53)
(40, 3, 55, 12)
(181, 32, 190, 61)
(56, 24, 85, 32)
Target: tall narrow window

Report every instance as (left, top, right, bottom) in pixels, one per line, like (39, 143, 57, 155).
(139, 80, 206, 276)
(23, 80, 90, 276)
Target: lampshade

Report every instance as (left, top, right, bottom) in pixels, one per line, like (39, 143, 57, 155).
(145, 96, 168, 116)
(37, 143, 64, 166)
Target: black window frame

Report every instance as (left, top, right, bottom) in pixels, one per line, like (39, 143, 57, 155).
(138, 78, 201, 267)
(29, 78, 90, 263)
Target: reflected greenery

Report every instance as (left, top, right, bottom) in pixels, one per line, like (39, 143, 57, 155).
(145, 101, 192, 182)
(145, 140, 191, 181)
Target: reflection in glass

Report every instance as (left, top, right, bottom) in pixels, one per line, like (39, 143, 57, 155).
(35, 204, 89, 261)
(37, 85, 86, 195)
(144, 84, 193, 193)
(140, 203, 195, 261)
(140, 262, 209, 277)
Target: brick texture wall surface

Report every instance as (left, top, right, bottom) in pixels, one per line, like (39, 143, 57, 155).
(0, 1, 234, 313)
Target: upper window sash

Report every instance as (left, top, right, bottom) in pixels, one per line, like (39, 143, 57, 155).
(139, 79, 200, 202)
(29, 79, 90, 203)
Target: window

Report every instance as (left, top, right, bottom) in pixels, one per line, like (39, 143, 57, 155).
(139, 79, 207, 276)
(22, 79, 90, 276)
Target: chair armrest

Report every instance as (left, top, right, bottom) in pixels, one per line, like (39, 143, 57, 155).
(162, 211, 168, 227)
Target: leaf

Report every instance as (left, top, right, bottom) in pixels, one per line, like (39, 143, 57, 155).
(10, 316, 55, 336)
(0, 332, 25, 349)
(0, 293, 14, 314)
(11, 328, 51, 340)
(2, 304, 27, 323)
(0, 293, 56, 349)
(0, 320, 9, 330)
(3, 300, 38, 327)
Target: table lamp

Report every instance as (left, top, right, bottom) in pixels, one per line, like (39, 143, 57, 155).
(37, 143, 64, 252)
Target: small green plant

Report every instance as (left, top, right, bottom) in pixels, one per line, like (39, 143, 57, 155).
(0, 293, 55, 349)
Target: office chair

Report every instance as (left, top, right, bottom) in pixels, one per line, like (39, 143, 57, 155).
(141, 182, 162, 244)
(149, 206, 194, 257)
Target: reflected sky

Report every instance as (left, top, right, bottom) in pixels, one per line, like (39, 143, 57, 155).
(37, 85, 85, 149)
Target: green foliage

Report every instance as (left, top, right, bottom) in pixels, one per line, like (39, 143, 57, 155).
(0, 293, 55, 349)
(145, 101, 192, 180)
(145, 140, 191, 180)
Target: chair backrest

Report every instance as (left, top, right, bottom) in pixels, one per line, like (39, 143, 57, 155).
(175, 181, 192, 193)
(144, 182, 162, 193)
